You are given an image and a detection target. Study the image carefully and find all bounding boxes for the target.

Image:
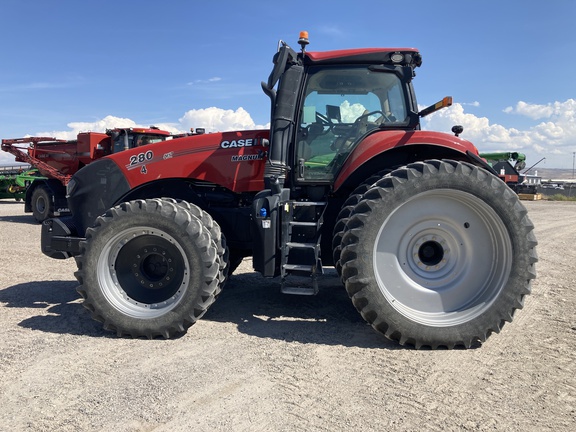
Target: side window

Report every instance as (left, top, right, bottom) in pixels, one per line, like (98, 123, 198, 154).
(297, 66, 407, 181)
(384, 81, 407, 122)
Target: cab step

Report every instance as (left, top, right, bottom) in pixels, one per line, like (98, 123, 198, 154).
(279, 199, 327, 296)
(281, 274, 319, 295)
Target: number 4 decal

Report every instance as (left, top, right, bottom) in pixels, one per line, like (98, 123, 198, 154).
(140, 165, 147, 174)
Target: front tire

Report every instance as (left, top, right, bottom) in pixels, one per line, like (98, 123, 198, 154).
(161, 198, 229, 293)
(75, 198, 220, 338)
(340, 160, 538, 349)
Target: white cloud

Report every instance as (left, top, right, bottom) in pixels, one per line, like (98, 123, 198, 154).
(179, 107, 267, 132)
(37, 108, 266, 138)
(339, 101, 367, 123)
(0, 151, 23, 165)
(422, 99, 576, 164)
(187, 77, 223, 85)
(35, 115, 140, 140)
(0, 81, 77, 92)
(504, 100, 554, 119)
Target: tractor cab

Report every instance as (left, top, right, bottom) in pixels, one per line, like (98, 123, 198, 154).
(109, 127, 171, 153)
(294, 62, 415, 183)
(261, 32, 427, 190)
(253, 32, 451, 289)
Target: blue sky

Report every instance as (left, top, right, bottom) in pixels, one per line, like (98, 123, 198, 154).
(1, 0, 574, 169)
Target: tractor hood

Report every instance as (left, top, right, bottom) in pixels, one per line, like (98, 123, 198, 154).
(106, 129, 270, 193)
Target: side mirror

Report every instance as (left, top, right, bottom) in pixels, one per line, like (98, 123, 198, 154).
(419, 96, 452, 117)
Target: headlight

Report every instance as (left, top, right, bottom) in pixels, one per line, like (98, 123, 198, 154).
(390, 52, 404, 63)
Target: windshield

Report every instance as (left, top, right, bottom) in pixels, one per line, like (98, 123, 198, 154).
(297, 66, 408, 181)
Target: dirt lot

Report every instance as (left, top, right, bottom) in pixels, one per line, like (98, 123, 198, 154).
(0, 200, 574, 431)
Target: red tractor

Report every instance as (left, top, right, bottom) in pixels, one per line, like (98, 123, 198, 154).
(41, 33, 537, 348)
(2, 127, 172, 221)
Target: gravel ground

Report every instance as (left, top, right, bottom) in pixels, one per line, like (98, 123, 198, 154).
(0, 199, 575, 431)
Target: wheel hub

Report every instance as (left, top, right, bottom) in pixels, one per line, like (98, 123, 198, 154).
(129, 246, 174, 289)
(412, 235, 449, 271)
(113, 233, 186, 305)
(418, 241, 444, 266)
(404, 228, 458, 284)
(36, 196, 46, 212)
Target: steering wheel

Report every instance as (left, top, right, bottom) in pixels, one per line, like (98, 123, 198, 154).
(355, 110, 387, 128)
(313, 112, 334, 135)
(300, 111, 334, 144)
(333, 110, 386, 152)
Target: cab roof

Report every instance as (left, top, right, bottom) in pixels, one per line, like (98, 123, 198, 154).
(304, 48, 421, 67)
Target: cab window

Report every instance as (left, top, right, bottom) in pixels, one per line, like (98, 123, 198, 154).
(296, 66, 407, 181)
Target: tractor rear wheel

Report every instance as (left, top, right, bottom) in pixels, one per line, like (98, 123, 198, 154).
(332, 170, 391, 276)
(31, 185, 53, 222)
(75, 198, 220, 338)
(340, 160, 538, 349)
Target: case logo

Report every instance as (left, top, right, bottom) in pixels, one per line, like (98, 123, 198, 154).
(219, 138, 255, 148)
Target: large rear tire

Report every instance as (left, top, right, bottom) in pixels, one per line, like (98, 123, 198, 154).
(340, 160, 538, 349)
(332, 170, 391, 276)
(75, 198, 220, 338)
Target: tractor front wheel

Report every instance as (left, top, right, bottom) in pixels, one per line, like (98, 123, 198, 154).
(75, 198, 220, 338)
(340, 160, 538, 349)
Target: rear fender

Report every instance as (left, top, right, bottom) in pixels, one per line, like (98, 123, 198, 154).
(334, 130, 484, 192)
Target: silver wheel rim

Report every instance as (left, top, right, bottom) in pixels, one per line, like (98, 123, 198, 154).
(373, 189, 512, 326)
(97, 227, 190, 319)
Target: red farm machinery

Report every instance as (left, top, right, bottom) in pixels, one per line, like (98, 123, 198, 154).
(2, 127, 172, 221)
(38, 32, 537, 349)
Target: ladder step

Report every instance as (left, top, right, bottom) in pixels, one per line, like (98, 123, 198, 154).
(291, 201, 327, 207)
(283, 264, 315, 275)
(281, 285, 318, 296)
(289, 221, 319, 227)
(286, 242, 317, 249)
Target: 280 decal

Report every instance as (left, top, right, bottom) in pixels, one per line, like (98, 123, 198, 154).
(129, 150, 154, 166)
(126, 150, 154, 172)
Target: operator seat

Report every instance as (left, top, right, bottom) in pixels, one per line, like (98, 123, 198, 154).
(298, 122, 325, 161)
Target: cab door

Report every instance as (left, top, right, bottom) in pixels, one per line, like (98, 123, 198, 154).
(294, 65, 409, 184)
